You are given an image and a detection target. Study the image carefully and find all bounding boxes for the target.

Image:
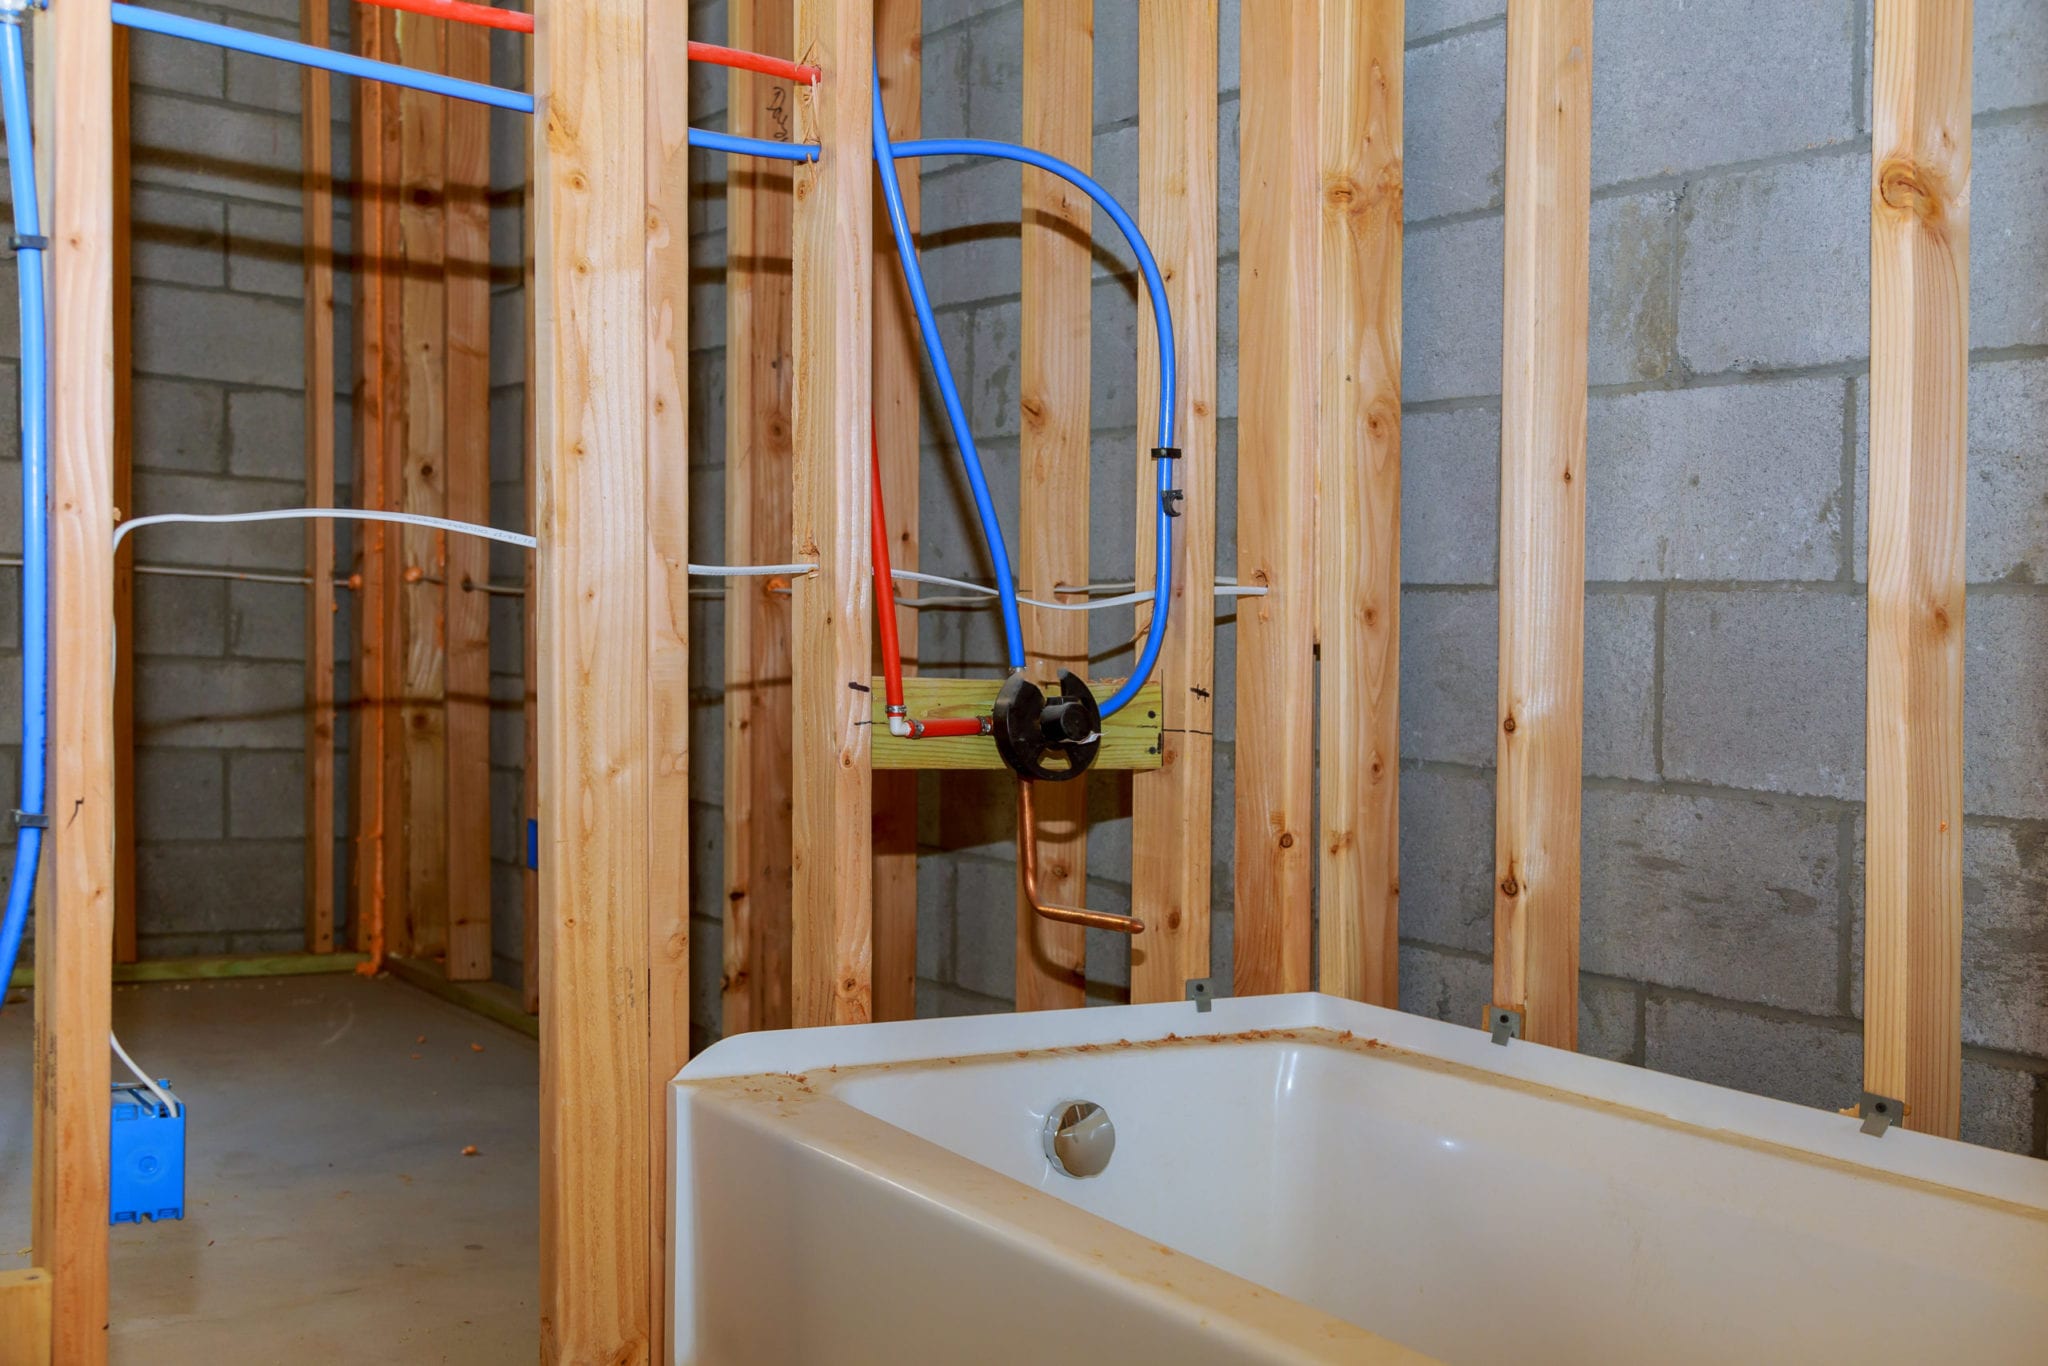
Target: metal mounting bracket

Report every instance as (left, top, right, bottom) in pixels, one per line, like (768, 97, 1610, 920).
(1185, 977, 1221, 1013)
(1486, 1005, 1523, 1046)
(1858, 1091, 1905, 1137)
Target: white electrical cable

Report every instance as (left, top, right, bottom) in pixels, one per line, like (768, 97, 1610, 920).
(697, 561, 814, 577)
(884, 568, 1267, 612)
(109, 1030, 178, 1117)
(112, 508, 538, 556)
(109, 509, 841, 583)
(105, 513, 1271, 607)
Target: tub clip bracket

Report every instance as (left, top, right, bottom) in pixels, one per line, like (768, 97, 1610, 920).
(1185, 977, 1223, 1013)
(1857, 1091, 1905, 1138)
(1486, 1005, 1523, 1046)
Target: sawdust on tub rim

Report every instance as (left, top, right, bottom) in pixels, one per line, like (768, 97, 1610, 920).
(723, 1024, 1402, 1090)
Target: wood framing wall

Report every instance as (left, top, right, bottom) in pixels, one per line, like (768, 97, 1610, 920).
(789, 0, 876, 1028)
(646, 1, 694, 1350)
(1492, 0, 1592, 1049)
(871, 0, 922, 1024)
(111, 30, 135, 968)
(300, 0, 337, 957)
(1234, 1, 1320, 998)
(1128, 0, 1218, 1007)
(531, 0, 682, 1350)
(35, 1, 118, 1356)
(31, 0, 2008, 1352)
(1314, 0, 1404, 1006)
(444, 17, 494, 982)
(348, 7, 494, 978)
(1864, 0, 1972, 1138)
(350, 0, 404, 965)
(1233, 0, 1405, 1007)
(721, 0, 797, 1035)
(1014, 0, 1091, 1012)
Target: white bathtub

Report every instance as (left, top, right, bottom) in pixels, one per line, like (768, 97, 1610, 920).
(671, 993, 2048, 1364)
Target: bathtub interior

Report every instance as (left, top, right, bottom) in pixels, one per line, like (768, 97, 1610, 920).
(827, 1031, 2048, 1365)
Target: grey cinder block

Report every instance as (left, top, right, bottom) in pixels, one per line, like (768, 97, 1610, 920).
(1582, 787, 1842, 1015)
(1663, 590, 1864, 800)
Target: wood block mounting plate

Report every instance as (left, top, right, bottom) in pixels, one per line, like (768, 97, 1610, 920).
(869, 676, 1164, 771)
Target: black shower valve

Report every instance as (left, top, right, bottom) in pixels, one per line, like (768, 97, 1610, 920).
(992, 669, 1102, 782)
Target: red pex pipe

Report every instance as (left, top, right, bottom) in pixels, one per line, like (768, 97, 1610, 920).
(690, 40, 821, 85)
(355, 0, 534, 33)
(346, 0, 822, 88)
(871, 428, 986, 740)
(870, 427, 907, 713)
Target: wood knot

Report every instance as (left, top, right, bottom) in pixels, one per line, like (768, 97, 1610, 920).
(1166, 910, 1183, 931)
(1499, 875, 1520, 897)
(1877, 158, 1946, 225)
(1278, 832, 1295, 849)
(1502, 714, 1517, 734)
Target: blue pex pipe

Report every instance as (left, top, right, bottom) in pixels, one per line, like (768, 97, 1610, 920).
(890, 137, 1179, 718)
(109, 4, 536, 113)
(0, 17, 47, 1006)
(687, 127, 818, 163)
(871, 82, 1028, 673)
(109, 7, 813, 164)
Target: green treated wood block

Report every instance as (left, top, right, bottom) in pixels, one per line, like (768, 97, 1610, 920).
(868, 676, 1163, 772)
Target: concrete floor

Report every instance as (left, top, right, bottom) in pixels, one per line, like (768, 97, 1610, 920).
(1, 974, 539, 1363)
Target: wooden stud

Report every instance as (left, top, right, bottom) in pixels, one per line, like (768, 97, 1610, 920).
(1315, 0, 1403, 1006)
(1129, 1, 1217, 1007)
(721, 0, 796, 1035)
(1232, 0, 1319, 998)
(396, 12, 448, 960)
(1494, 0, 1592, 1050)
(351, 1, 405, 964)
(645, 0, 691, 1348)
(1864, 0, 1971, 1139)
(0, 1268, 53, 1366)
(443, 18, 493, 980)
(534, 0, 654, 1352)
(33, 0, 117, 1356)
(111, 29, 135, 966)
(1014, 0, 1092, 1013)
(789, 0, 875, 1028)
(870, 0, 921, 1024)
(300, 0, 338, 956)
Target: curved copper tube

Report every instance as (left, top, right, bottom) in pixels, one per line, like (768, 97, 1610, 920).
(1017, 780, 1144, 935)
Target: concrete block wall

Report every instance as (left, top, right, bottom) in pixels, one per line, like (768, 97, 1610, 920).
(666, 0, 2048, 1156)
(0, 0, 359, 959)
(1394, 0, 2048, 1155)
(0, 8, 535, 975)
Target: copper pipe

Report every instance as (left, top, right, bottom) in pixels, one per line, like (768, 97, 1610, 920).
(1017, 780, 1144, 935)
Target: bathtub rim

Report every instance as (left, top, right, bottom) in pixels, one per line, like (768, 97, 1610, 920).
(676, 992, 2048, 1217)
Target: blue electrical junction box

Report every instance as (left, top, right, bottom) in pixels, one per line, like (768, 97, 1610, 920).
(109, 1080, 185, 1224)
